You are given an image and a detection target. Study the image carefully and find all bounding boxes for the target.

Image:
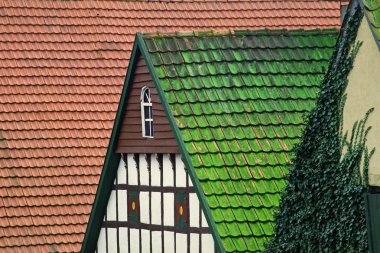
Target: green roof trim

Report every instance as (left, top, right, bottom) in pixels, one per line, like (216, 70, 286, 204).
(82, 29, 338, 253)
(81, 38, 141, 253)
(142, 29, 338, 252)
(362, 0, 380, 49)
(136, 32, 226, 253)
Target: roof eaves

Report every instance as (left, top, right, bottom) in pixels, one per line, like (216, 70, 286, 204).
(137, 32, 227, 253)
(80, 36, 141, 253)
(142, 28, 339, 40)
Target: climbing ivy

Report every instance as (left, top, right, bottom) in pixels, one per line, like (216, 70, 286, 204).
(266, 6, 374, 253)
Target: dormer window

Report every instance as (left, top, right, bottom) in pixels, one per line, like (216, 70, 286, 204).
(141, 86, 154, 138)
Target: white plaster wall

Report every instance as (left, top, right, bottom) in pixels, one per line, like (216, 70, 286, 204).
(201, 210, 208, 228)
(118, 189, 128, 222)
(190, 234, 199, 253)
(117, 157, 127, 184)
(119, 228, 128, 253)
(344, 20, 380, 186)
(176, 154, 186, 187)
(188, 174, 193, 187)
(163, 192, 174, 226)
(130, 229, 140, 253)
(107, 228, 117, 253)
(97, 228, 106, 253)
(202, 234, 215, 252)
(141, 229, 150, 252)
(152, 231, 162, 253)
(151, 192, 161, 225)
(164, 231, 175, 253)
(140, 191, 150, 224)
(190, 233, 199, 253)
(163, 154, 174, 186)
(189, 193, 200, 227)
(176, 233, 187, 252)
(106, 190, 117, 221)
(97, 154, 215, 252)
(127, 154, 138, 185)
(151, 154, 161, 186)
(139, 154, 149, 186)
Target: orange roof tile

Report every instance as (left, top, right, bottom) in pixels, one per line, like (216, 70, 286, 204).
(0, 0, 341, 252)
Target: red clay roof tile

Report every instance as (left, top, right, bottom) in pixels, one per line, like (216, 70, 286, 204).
(0, 0, 341, 251)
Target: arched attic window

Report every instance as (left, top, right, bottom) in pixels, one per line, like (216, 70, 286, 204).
(141, 86, 154, 138)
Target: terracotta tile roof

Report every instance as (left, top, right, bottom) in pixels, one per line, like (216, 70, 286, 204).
(0, 0, 341, 252)
(75, 0, 334, 1)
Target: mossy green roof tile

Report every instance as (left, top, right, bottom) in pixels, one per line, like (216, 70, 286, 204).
(363, 0, 380, 46)
(141, 29, 338, 252)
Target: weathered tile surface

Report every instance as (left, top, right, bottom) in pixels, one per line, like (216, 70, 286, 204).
(363, 0, 380, 44)
(143, 29, 338, 252)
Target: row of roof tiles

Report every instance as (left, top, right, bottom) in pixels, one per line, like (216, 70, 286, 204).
(1, 0, 343, 10)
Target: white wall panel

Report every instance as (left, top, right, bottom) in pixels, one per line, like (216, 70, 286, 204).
(107, 228, 117, 253)
(117, 158, 127, 184)
(201, 210, 208, 228)
(190, 233, 199, 253)
(151, 192, 161, 225)
(141, 229, 151, 253)
(201, 234, 215, 253)
(140, 191, 150, 224)
(139, 154, 149, 186)
(130, 229, 140, 253)
(118, 189, 128, 222)
(151, 154, 161, 187)
(106, 190, 117, 221)
(163, 154, 174, 187)
(176, 233, 187, 253)
(189, 193, 199, 227)
(152, 231, 162, 253)
(97, 228, 107, 253)
(163, 193, 174, 226)
(164, 231, 175, 253)
(188, 175, 193, 187)
(175, 155, 186, 187)
(119, 227, 128, 253)
(99, 153, 215, 253)
(127, 154, 138, 185)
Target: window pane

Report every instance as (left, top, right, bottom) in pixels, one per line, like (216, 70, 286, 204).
(149, 105, 153, 119)
(141, 87, 153, 137)
(144, 106, 150, 119)
(145, 121, 150, 137)
(149, 121, 154, 136)
(145, 121, 153, 136)
(144, 121, 154, 137)
(144, 105, 153, 119)
(143, 89, 150, 103)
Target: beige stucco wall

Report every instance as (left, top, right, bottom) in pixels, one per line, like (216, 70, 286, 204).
(344, 19, 380, 186)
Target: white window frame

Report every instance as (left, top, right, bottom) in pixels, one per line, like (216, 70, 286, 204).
(141, 86, 154, 138)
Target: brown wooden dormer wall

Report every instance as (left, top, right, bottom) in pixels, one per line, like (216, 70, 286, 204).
(116, 54, 180, 154)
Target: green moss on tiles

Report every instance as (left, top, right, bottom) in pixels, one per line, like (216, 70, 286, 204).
(142, 28, 338, 252)
(266, 8, 371, 253)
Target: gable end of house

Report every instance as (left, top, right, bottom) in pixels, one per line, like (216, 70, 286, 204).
(82, 33, 224, 253)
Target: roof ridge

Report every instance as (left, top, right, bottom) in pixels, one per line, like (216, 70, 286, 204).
(142, 28, 339, 39)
